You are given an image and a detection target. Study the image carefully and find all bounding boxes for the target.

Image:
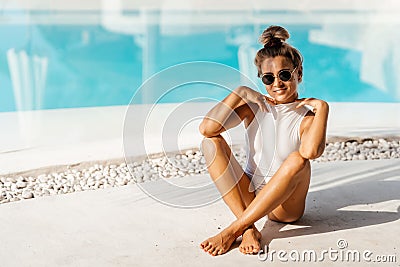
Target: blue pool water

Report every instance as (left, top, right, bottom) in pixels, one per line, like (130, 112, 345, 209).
(1, 11, 399, 112)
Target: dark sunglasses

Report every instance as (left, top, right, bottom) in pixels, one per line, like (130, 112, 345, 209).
(261, 67, 297, 85)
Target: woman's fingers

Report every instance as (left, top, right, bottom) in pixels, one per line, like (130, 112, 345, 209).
(258, 96, 276, 112)
(296, 98, 321, 113)
(241, 87, 275, 112)
(259, 97, 268, 112)
(295, 98, 307, 108)
(266, 96, 276, 105)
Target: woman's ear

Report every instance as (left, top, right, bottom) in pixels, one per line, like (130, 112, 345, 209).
(297, 66, 303, 83)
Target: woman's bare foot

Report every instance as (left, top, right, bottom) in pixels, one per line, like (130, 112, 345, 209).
(200, 226, 241, 256)
(239, 227, 262, 254)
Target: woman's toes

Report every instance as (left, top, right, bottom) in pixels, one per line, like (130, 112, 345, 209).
(204, 243, 212, 252)
(209, 246, 217, 254)
(250, 245, 256, 254)
(212, 248, 219, 256)
(208, 246, 216, 255)
(200, 241, 207, 249)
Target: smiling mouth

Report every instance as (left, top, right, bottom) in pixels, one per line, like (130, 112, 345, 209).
(273, 88, 287, 92)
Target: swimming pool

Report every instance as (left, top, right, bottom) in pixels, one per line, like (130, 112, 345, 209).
(1, 5, 400, 113)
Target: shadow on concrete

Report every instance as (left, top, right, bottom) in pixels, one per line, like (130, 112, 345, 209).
(259, 161, 400, 248)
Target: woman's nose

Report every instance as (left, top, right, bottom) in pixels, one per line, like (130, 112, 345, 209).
(273, 75, 283, 87)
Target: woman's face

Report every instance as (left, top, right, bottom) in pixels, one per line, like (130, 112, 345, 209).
(260, 56, 302, 104)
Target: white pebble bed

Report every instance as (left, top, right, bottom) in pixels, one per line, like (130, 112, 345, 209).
(313, 138, 400, 162)
(1, 138, 399, 205)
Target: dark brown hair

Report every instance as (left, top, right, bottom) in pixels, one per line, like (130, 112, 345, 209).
(254, 25, 303, 78)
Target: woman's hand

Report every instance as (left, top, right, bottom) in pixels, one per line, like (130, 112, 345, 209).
(199, 86, 274, 137)
(238, 86, 276, 112)
(199, 86, 277, 137)
(295, 97, 328, 113)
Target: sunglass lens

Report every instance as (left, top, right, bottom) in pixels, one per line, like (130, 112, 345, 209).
(279, 70, 292, 82)
(262, 74, 274, 85)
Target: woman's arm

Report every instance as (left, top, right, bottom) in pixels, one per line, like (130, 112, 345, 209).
(296, 98, 329, 159)
(199, 86, 273, 138)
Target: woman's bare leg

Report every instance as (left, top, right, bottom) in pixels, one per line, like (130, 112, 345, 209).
(199, 135, 261, 255)
(268, 158, 311, 223)
(202, 151, 311, 255)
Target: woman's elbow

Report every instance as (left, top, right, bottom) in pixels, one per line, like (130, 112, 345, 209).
(299, 147, 322, 160)
(198, 123, 209, 137)
(198, 122, 219, 138)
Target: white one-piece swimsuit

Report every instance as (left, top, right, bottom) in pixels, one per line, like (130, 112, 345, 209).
(244, 102, 310, 194)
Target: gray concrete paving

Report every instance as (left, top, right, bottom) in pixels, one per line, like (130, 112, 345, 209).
(0, 159, 399, 266)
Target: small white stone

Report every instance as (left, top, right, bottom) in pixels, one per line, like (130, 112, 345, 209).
(16, 181, 27, 189)
(22, 190, 34, 199)
(7, 177, 17, 183)
(358, 154, 366, 160)
(87, 179, 95, 186)
(11, 184, 18, 191)
(38, 175, 49, 183)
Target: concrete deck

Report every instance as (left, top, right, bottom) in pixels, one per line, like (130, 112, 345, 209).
(0, 159, 399, 266)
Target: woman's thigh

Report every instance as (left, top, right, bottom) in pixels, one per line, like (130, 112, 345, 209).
(201, 136, 255, 204)
(268, 160, 311, 223)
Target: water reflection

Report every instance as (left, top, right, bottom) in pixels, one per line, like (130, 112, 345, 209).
(1, 2, 400, 112)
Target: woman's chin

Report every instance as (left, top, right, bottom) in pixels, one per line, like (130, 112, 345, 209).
(272, 92, 298, 103)
(274, 97, 296, 104)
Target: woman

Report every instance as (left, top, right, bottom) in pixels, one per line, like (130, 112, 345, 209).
(198, 25, 329, 256)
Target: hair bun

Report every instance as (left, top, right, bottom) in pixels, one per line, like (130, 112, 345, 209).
(259, 25, 290, 48)
(264, 37, 282, 48)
